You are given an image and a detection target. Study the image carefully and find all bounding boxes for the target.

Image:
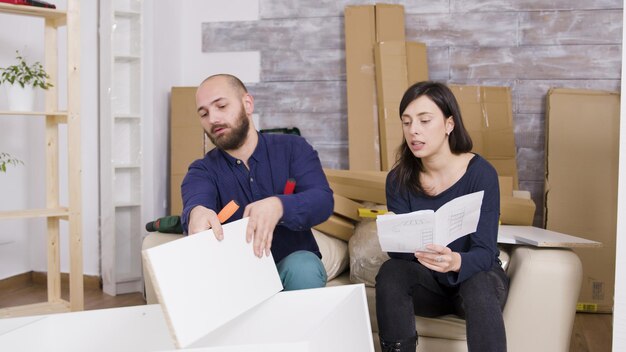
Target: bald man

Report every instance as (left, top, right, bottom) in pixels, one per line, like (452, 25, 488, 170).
(181, 74, 334, 291)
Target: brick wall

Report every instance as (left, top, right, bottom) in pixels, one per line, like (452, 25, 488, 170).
(201, 0, 623, 226)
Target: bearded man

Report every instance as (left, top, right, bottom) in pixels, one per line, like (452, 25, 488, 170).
(181, 74, 334, 291)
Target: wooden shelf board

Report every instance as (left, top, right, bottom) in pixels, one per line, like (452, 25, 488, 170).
(0, 2, 66, 19)
(0, 208, 69, 219)
(0, 300, 70, 318)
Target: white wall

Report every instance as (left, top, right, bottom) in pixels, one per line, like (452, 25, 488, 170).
(147, 0, 260, 221)
(0, 1, 100, 279)
(0, 0, 261, 281)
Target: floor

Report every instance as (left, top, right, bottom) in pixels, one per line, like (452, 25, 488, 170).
(0, 274, 613, 351)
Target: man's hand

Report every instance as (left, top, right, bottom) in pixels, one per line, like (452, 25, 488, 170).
(414, 244, 462, 273)
(243, 197, 284, 258)
(189, 205, 224, 240)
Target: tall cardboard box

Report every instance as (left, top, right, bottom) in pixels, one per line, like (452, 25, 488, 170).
(545, 88, 620, 313)
(170, 87, 213, 215)
(450, 85, 519, 188)
(374, 41, 408, 171)
(344, 4, 405, 171)
(344, 6, 379, 171)
(374, 41, 429, 170)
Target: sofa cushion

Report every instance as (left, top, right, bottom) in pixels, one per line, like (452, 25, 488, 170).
(312, 228, 350, 281)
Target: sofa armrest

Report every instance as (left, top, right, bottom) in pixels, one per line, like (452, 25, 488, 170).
(503, 246, 582, 352)
(142, 233, 185, 304)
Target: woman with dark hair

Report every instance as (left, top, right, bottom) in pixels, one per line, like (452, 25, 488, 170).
(375, 81, 509, 352)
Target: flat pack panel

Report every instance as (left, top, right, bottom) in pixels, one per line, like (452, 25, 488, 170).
(143, 218, 284, 348)
(0, 305, 174, 351)
(499, 225, 601, 248)
(189, 285, 374, 352)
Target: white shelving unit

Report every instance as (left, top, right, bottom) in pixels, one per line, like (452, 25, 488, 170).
(100, 0, 144, 295)
(0, 0, 83, 317)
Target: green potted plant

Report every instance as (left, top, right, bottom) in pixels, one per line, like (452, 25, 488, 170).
(0, 50, 53, 111)
(0, 152, 23, 173)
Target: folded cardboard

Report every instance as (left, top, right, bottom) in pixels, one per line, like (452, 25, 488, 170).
(374, 40, 408, 170)
(324, 168, 388, 204)
(344, 4, 405, 171)
(450, 85, 519, 188)
(314, 214, 356, 242)
(344, 5, 380, 171)
(333, 193, 363, 221)
(498, 176, 535, 226)
(545, 88, 619, 313)
(171, 87, 212, 215)
(500, 196, 536, 226)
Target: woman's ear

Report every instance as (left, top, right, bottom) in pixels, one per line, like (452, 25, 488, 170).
(446, 116, 455, 135)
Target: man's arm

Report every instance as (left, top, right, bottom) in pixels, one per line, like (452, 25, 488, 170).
(181, 159, 222, 236)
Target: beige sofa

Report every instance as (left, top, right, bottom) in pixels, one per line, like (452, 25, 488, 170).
(142, 228, 582, 352)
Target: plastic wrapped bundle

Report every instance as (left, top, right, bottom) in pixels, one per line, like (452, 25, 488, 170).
(349, 216, 390, 287)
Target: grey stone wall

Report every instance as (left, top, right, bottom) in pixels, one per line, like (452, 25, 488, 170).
(202, 0, 623, 226)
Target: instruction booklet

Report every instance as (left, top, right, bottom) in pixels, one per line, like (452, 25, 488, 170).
(376, 191, 484, 252)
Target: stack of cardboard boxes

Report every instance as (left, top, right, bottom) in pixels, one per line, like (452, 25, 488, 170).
(342, 3, 535, 227)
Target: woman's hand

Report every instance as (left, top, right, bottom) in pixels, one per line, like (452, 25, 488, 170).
(415, 244, 462, 273)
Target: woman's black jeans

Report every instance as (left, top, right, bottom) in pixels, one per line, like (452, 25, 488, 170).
(376, 258, 509, 352)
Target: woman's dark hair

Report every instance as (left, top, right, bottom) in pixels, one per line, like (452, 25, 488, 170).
(391, 81, 473, 195)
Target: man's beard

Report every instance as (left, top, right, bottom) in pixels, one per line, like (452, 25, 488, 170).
(205, 106, 250, 151)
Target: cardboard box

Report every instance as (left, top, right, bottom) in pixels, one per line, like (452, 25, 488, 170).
(314, 214, 356, 242)
(333, 193, 363, 221)
(344, 5, 379, 171)
(500, 196, 536, 226)
(324, 168, 388, 204)
(344, 4, 405, 171)
(170, 87, 212, 215)
(374, 40, 429, 171)
(450, 85, 519, 188)
(545, 88, 619, 313)
(374, 40, 408, 170)
(406, 41, 429, 85)
(498, 176, 535, 226)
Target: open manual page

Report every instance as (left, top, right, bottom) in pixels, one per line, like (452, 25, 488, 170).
(376, 191, 484, 252)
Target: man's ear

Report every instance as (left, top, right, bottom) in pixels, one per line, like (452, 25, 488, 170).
(243, 93, 254, 115)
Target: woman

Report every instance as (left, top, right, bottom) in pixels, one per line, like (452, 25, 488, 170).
(376, 81, 509, 352)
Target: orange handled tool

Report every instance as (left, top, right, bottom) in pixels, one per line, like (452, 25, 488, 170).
(217, 200, 239, 223)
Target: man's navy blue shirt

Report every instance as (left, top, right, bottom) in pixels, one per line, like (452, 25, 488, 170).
(181, 132, 334, 263)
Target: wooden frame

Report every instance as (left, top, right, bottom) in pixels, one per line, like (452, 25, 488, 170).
(0, 0, 83, 317)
